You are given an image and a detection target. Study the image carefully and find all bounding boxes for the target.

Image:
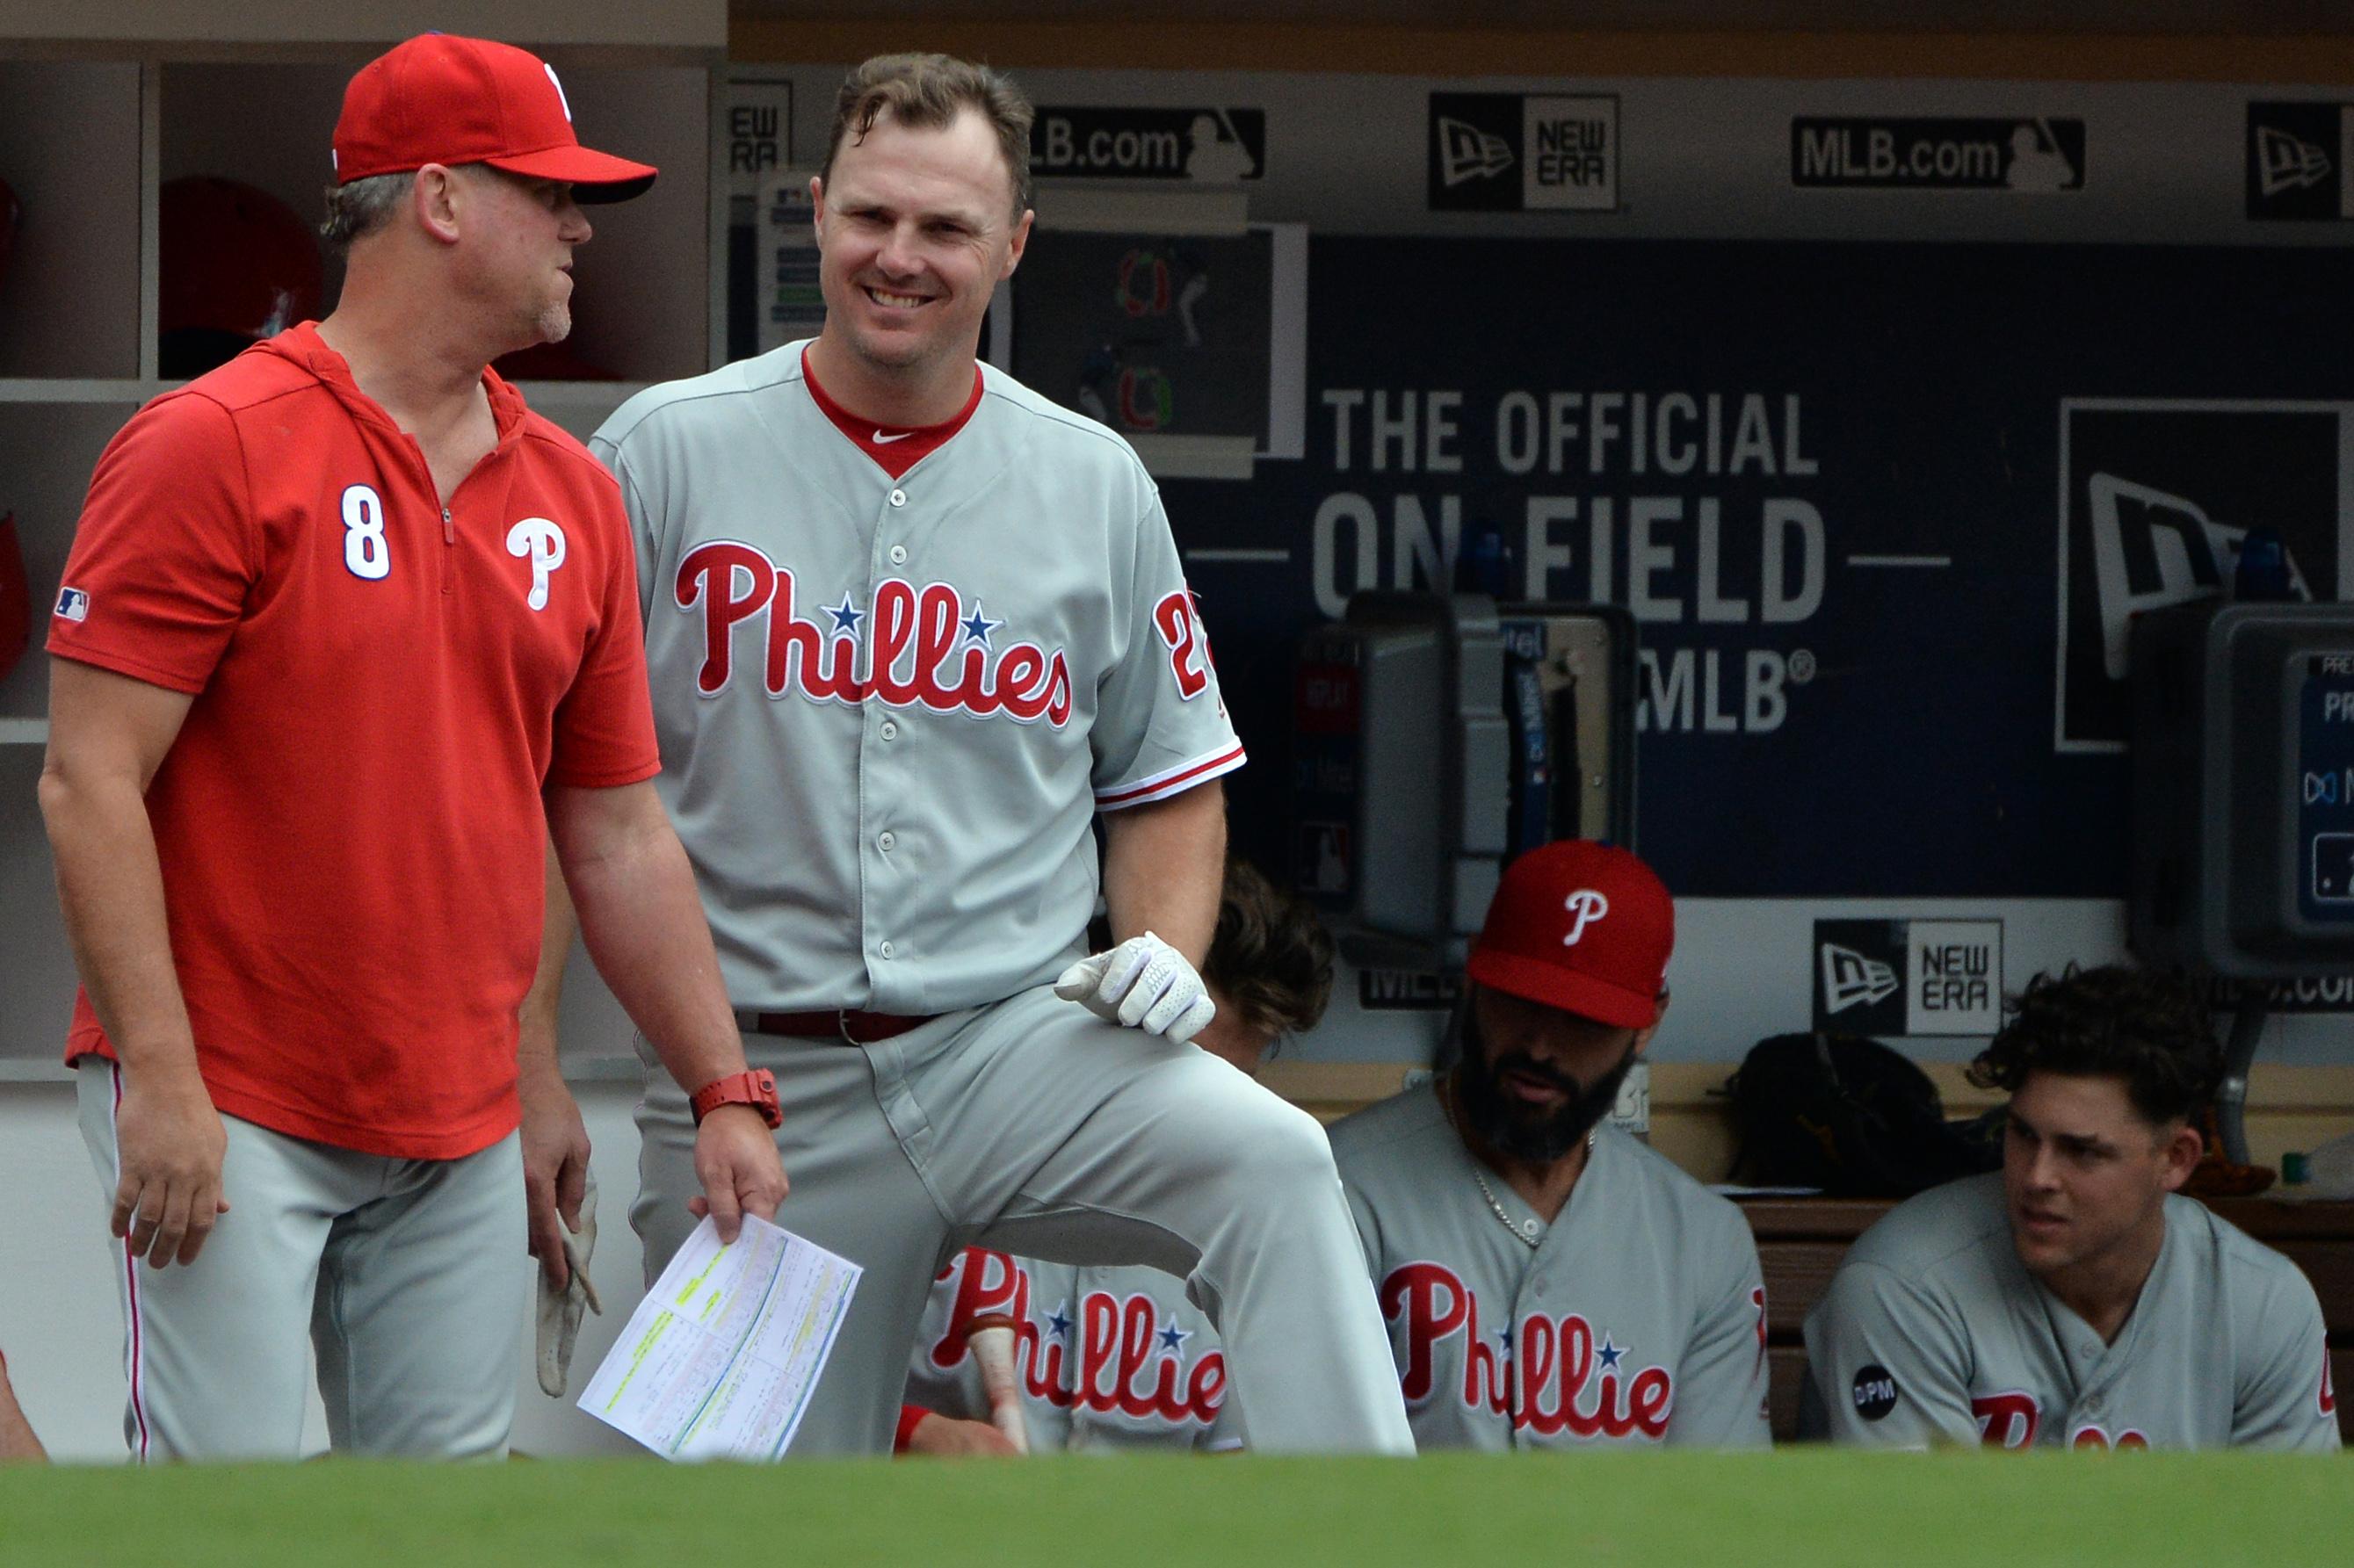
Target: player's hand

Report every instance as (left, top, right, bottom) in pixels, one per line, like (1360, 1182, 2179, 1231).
(1054, 931, 1216, 1044)
(519, 1061, 592, 1290)
(686, 1104, 788, 1245)
(112, 1065, 230, 1268)
(904, 1412, 1022, 1458)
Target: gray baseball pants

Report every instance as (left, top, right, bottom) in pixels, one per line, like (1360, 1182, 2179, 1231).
(632, 982, 1415, 1457)
(76, 1058, 525, 1461)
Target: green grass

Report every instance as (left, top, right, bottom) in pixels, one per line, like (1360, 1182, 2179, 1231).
(0, 1450, 2347, 1566)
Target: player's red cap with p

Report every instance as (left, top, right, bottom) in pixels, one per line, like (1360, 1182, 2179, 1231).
(1465, 840, 1674, 1030)
(332, 33, 656, 203)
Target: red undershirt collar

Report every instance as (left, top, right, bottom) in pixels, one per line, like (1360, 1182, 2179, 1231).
(800, 349, 985, 481)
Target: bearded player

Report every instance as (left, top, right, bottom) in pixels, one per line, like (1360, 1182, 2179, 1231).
(1806, 965, 2339, 1450)
(1331, 840, 1771, 1449)
(531, 54, 1412, 1456)
(899, 860, 1333, 1455)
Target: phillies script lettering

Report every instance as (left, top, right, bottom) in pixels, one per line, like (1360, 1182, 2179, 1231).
(677, 541, 1074, 726)
(1380, 1261, 1672, 1439)
(1971, 1391, 2041, 1449)
(932, 1251, 1225, 1427)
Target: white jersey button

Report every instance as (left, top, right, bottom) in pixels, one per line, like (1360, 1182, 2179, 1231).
(888, 544, 908, 566)
(889, 488, 908, 507)
(878, 831, 896, 852)
(879, 940, 896, 959)
(880, 719, 899, 741)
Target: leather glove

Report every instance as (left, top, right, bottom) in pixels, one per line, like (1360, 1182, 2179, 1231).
(1054, 932, 1216, 1044)
(534, 1169, 603, 1398)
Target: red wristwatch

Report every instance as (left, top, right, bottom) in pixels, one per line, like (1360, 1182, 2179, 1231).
(691, 1068, 781, 1129)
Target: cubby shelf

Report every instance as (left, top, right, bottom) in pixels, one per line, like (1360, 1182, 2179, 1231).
(0, 25, 725, 1067)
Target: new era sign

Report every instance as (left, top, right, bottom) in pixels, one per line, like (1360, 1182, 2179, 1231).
(1812, 920, 2003, 1037)
(1429, 93, 1619, 212)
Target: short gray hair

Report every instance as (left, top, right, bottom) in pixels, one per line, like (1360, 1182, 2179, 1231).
(320, 171, 416, 254)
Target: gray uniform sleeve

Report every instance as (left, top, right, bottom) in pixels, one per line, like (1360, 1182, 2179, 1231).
(1803, 1259, 1980, 1449)
(1339, 1173, 1384, 1290)
(1666, 1220, 1774, 1448)
(2231, 1267, 2342, 1452)
(1087, 480, 1242, 810)
(584, 428, 664, 627)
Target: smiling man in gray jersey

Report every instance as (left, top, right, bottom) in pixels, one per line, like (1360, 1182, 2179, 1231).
(530, 54, 1410, 1457)
(1806, 965, 2339, 1450)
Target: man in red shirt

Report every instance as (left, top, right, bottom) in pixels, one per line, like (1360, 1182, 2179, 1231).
(38, 33, 785, 1462)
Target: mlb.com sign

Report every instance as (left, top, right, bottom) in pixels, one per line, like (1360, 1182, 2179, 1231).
(1812, 920, 2003, 1037)
(1429, 93, 1619, 212)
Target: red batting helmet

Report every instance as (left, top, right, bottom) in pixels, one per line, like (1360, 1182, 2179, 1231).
(159, 177, 324, 379)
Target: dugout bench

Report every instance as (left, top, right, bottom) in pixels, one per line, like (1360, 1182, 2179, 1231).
(1742, 1197, 2354, 1443)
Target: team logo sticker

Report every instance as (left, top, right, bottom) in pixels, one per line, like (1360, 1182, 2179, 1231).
(1812, 919, 2003, 1037)
(1851, 1363, 1900, 1422)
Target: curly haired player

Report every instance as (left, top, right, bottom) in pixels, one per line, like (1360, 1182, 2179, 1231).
(1806, 965, 2339, 1450)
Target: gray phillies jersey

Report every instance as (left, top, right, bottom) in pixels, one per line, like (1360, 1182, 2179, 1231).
(588, 345, 1243, 1011)
(1804, 1173, 2340, 1451)
(904, 1247, 1242, 1453)
(1329, 1083, 1771, 1449)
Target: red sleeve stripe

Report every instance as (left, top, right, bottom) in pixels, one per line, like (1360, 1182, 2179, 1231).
(1094, 742, 1248, 812)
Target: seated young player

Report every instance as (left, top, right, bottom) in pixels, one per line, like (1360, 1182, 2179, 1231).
(1331, 841, 1771, 1449)
(1805, 965, 2339, 1450)
(898, 860, 1331, 1454)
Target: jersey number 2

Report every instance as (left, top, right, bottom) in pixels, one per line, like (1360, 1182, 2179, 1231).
(343, 484, 390, 582)
(1154, 590, 1210, 700)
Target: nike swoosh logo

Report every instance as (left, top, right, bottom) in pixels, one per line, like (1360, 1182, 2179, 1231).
(872, 430, 914, 444)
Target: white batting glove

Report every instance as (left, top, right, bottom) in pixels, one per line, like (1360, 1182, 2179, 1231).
(534, 1170, 603, 1398)
(1054, 931, 1217, 1045)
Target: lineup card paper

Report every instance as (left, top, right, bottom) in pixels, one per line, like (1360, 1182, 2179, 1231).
(578, 1214, 861, 1460)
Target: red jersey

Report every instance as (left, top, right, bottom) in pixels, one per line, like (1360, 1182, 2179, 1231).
(48, 323, 660, 1159)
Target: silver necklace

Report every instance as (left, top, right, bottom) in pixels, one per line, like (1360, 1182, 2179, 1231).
(1440, 1074, 1593, 1252)
(1470, 1162, 1547, 1250)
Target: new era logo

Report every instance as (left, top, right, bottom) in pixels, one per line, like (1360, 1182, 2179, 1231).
(1819, 943, 1899, 1014)
(54, 586, 89, 623)
(2256, 125, 2333, 197)
(2086, 471, 2309, 682)
(1436, 116, 1513, 186)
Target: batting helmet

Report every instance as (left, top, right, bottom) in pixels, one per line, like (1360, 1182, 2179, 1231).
(159, 177, 324, 379)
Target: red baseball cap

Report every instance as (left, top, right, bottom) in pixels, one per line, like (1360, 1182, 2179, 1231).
(1464, 841, 1674, 1030)
(332, 34, 656, 203)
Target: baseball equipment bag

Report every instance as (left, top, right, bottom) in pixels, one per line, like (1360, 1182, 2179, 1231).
(1725, 1032, 1998, 1198)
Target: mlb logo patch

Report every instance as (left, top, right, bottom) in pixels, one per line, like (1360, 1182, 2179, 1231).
(54, 586, 90, 623)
